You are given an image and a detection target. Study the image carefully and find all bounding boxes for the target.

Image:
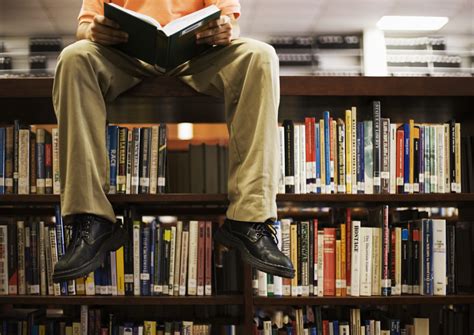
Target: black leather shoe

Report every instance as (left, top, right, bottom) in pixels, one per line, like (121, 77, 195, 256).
(214, 218, 295, 278)
(52, 214, 127, 283)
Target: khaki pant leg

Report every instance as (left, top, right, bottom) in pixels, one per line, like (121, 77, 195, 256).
(52, 40, 157, 222)
(176, 38, 280, 222)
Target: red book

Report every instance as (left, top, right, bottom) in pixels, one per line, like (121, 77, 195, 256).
(101, 329, 108, 335)
(323, 227, 336, 296)
(345, 209, 352, 294)
(313, 219, 318, 289)
(390, 228, 396, 291)
(204, 221, 212, 296)
(305, 117, 316, 192)
(381, 205, 391, 296)
(396, 128, 405, 194)
(322, 320, 330, 335)
(44, 140, 52, 194)
(197, 221, 205, 296)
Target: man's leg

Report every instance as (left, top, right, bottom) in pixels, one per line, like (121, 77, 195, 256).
(52, 39, 157, 281)
(175, 38, 294, 278)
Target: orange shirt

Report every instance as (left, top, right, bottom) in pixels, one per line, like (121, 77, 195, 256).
(78, 0, 241, 26)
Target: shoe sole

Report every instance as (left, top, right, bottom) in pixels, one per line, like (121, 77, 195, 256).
(52, 226, 128, 283)
(214, 227, 295, 279)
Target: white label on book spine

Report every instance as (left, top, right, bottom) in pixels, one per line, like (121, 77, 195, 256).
(0, 179, 3, 187)
(5, 179, 12, 187)
(118, 176, 126, 184)
(413, 183, 420, 193)
(132, 176, 139, 186)
(46, 179, 52, 187)
(381, 172, 389, 179)
(154, 285, 162, 293)
(431, 176, 437, 185)
(338, 185, 346, 193)
(158, 177, 166, 187)
(29, 285, 40, 294)
(396, 177, 403, 186)
(285, 176, 295, 185)
(404, 183, 410, 193)
(124, 274, 134, 283)
(37, 179, 45, 187)
(346, 175, 352, 184)
(140, 273, 150, 280)
(373, 177, 381, 186)
(316, 179, 321, 187)
(419, 173, 424, 183)
(139, 178, 150, 187)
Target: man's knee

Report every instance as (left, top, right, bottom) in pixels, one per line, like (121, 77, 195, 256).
(57, 39, 98, 67)
(238, 38, 279, 68)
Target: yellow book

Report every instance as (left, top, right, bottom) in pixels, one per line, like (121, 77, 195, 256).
(290, 223, 298, 296)
(455, 123, 461, 193)
(332, 119, 338, 192)
(409, 119, 415, 193)
(75, 277, 86, 296)
(351, 106, 357, 194)
(65, 326, 73, 335)
(340, 223, 347, 296)
(85, 271, 95, 296)
(320, 119, 326, 194)
(144, 321, 157, 335)
(336, 238, 341, 296)
(116, 246, 125, 296)
(345, 109, 352, 194)
(72, 323, 81, 335)
(39, 325, 46, 335)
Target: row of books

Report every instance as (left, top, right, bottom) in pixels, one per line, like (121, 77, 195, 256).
(0, 209, 214, 297)
(0, 123, 168, 195)
(278, 103, 462, 195)
(253, 304, 471, 335)
(0, 307, 236, 335)
(253, 207, 470, 297)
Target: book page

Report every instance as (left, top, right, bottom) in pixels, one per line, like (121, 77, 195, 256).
(108, 3, 162, 29)
(163, 5, 220, 36)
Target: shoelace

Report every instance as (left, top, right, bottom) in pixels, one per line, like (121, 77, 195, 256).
(253, 222, 278, 245)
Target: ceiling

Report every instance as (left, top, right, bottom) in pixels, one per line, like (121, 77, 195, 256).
(0, 0, 473, 39)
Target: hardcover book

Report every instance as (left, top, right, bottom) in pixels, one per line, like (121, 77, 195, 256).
(104, 3, 221, 72)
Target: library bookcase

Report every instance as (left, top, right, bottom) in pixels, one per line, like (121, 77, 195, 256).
(0, 76, 473, 334)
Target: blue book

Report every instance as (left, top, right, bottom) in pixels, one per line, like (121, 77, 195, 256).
(94, 268, 102, 295)
(309, 326, 317, 335)
(140, 224, 151, 296)
(333, 320, 339, 335)
(149, 220, 156, 294)
(107, 126, 119, 194)
(356, 122, 364, 194)
(423, 219, 433, 295)
(0, 128, 4, 194)
(419, 126, 425, 193)
(403, 123, 410, 193)
(390, 320, 400, 335)
(323, 111, 331, 190)
(36, 129, 46, 194)
(54, 205, 68, 295)
(315, 123, 321, 193)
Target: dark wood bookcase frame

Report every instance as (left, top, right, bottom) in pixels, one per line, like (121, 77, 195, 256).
(0, 76, 473, 334)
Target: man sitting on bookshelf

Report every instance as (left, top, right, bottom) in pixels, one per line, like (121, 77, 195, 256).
(52, 0, 295, 282)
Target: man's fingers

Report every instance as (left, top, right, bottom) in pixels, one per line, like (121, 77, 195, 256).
(92, 24, 128, 40)
(94, 15, 120, 29)
(196, 31, 232, 45)
(91, 31, 127, 45)
(196, 25, 231, 39)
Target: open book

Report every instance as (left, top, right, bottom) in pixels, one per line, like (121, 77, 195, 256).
(104, 3, 221, 72)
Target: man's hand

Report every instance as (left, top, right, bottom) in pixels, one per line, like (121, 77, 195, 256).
(196, 15, 235, 46)
(85, 15, 128, 45)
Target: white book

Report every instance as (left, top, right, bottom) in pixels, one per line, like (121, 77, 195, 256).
(38, 221, 47, 296)
(350, 221, 361, 297)
(389, 124, 396, 194)
(149, 125, 159, 194)
(18, 129, 30, 195)
(125, 129, 133, 194)
(131, 129, 141, 194)
(437, 125, 445, 193)
(85, 272, 95, 296)
(413, 318, 429, 335)
(351, 106, 357, 194)
(257, 270, 268, 297)
(169, 226, 177, 296)
(394, 227, 402, 295)
(278, 126, 286, 194)
(364, 121, 374, 194)
(330, 120, 336, 193)
(317, 230, 324, 297)
(359, 227, 372, 296)
(432, 126, 438, 192)
(375, 321, 381, 335)
(424, 125, 431, 194)
(371, 227, 381, 296)
(187, 221, 198, 296)
(432, 219, 446, 296)
(273, 221, 283, 296)
(132, 221, 141, 296)
(110, 251, 118, 296)
(72, 322, 81, 335)
(17, 221, 26, 295)
(173, 221, 183, 296)
(0, 226, 8, 295)
(49, 228, 61, 296)
(179, 230, 189, 296)
(281, 219, 291, 296)
(263, 320, 272, 335)
(80, 305, 88, 335)
(319, 119, 326, 194)
(299, 124, 307, 194)
(52, 128, 60, 195)
(455, 123, 461, 193)
(294, 124, 301, 194)
(444, 124, 450, 192)
(43, 226, 54, 295)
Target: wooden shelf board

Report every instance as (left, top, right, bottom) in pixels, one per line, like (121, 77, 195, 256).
(253, 295, 474, 305)
(1, 77, 473, 98)
(0, 295, 244, 306)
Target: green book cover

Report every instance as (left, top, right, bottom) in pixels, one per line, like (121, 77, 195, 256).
(104, 3, 221, 72)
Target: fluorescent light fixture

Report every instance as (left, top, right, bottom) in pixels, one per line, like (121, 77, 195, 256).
(377, 16, 448, 31)
(177, 122, 193, 140)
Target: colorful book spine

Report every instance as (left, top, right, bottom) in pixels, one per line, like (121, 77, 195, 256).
(157, 124, 167, 193)
(117, 127, 128, 194)
(139, 127, 151, 194)
(381, 205, 391, 296)
(356, 122, 364, 193)
(52, 128, 60, 195)
(372, 101, 381, 194)
(0, 128, 5, 194)
(107, 125, 119, 194)
(324, 111, 331, 192)
(283, 120, 295, 194)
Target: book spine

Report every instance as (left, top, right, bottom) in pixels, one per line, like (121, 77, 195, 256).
(125, 129, 133, 194)
(419, 126, 425, 193)
(359, 227, 372, 296)
(337, 119, 346, 194)
(132, 220, 141, 296)
(173, 221, 182, 296)
(423, 219, 433, 295)
(290, 223, 298, 296)
(110, 251, 118, 296)
(436, 125, 444, 193)
(430, 126, 437, 192)
(0, 128, 4, 194)
(157, 124, 167, 193)
(187, 221, 198, 296)
(149, 125, 159, 194)
(340, 223, 346, 296)
(330, 119, 336, 193)
(17, 221, 26, 295)
(179, 229, 189, 296)
(432, 219, 446, 295)
(153, 223, 162, 295)
(149, 220, 155, 295)
(140, 223, 151, 294)
(204, 221, 212, 296)
(107, 126, 119, 194)
(24, 224, 31, 294)
(80, 305, 88, 335)
(424, 125, 431, 194)
(123, 214, 134, 295)
(351, 107, 357, 194)
(381, 118, 390, 194)
(401, 228, 409, 294)
(13, 120, 19, 193)
(389, 124, 396, 194)
(396, 127, 404, 194)
(300, 124, 307, 193)
(301, 221, 309, 296)
(117, 127, 128, 194)
(139, 127, 151, 194)
(0, 225, 8, 295)
(371, 227, 381, 296)
(294, 124, 300, 194)
(281, 219, 292, 296)
(257, 270, 267, 297)
(324, 112, 331, 192)
(307, 219, 313, 295)
(305, 118, 314, 192)
(48, 227, 61, 296)
(443, 124, 450, 192)
(323, 228, 336, 296)
(4, 127, 14, 194)
(29, 132, 36, 194)
(413, 127, 420, 193)
(454, 123, 461, 193)
(55, 206, 68, 295)
(18, 128, 30, 194)
(364, 121, 374, 194)
(278, 126, 286, 194)
(372, 101, 381, 194)
(168, 226, 177, 296)
(446, 223, 455, 294)
(283, 120, 295, 194)
(38, 221, 47, 296)
(317, 230, 324, 297)
(115, 247, 125, 296)
(43, 226, 53, 295)
(313, 219, 319, 294)
(411, 226, 420, 294)
(7, 222, 17, 294)
(395, 227, 402, 295)
(335, 228, 342, 296)
(315, 123, 321, 193)
(345, 210, 351, 295)
(52, 128, 60, 195)
(409, 119, 415, 193)
(381, 205, 391, 296)
(130, 128, 141, 194)
(356, 122, 364, 193)
(44, 131, 53, 194)
(29, 221, 40, 295)
(320, 119, 326, 194)
(350, 221, 360, 297)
